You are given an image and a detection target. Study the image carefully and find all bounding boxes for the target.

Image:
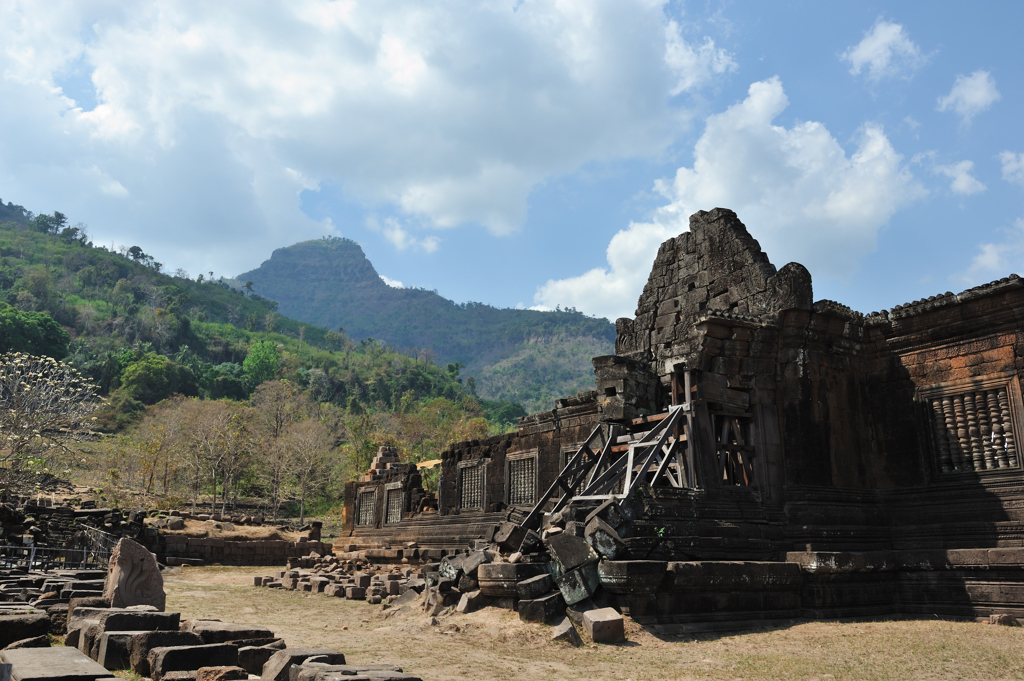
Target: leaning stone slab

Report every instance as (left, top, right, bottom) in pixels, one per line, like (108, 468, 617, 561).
(516, 574, 554, 601)
(555, 564, 600, 606)
(545, 533, 599, 574)
(148, 644, 238, 681)
(0, 614, 49, 650)
(582, 607, 625, 643)
(261, 649, 345, 681)
(0, 646, 110, 681)
(455, 590, 486, 614)
(550, 617, 582, 646)
(104, 538, 166, 611)
(3, 636, 50, 650)
(129, 631, 204, 677)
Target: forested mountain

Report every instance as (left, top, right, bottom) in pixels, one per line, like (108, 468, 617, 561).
(237, 238, 615, 413)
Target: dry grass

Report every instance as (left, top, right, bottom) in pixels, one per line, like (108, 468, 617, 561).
(165, 566, 1024, 681)
(158, 518, 301, 542)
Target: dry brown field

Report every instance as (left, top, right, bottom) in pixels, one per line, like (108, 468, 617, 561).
(166, 566, 1024, 681)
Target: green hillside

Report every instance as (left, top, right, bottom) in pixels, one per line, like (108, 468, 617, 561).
(238, 238, 615, 413)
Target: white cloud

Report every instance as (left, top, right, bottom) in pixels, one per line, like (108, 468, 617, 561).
(841, 19, 925, 80)
(368, 217, 440, 253)
(0, 1, 733, 276)
(1001, 152, 1024, 187)
(958, 218, 1024, 284)
(937, 70, 1001, 124)
(379, 275, 404, 288)
(535, 77, 924, 320)
(934, 160, 986, 195)
(664, 20, 736, 95)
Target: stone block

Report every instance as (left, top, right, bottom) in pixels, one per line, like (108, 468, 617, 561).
(261, 649, 346, 681)
(344, 587, 366, 600)
(517, 593, 565, 623)
(129, 631, 204, 676)
(352, 574, 370, 589)
(516, 574, 554, 601)
(99, 610, 179, 632)
(238, 646, 278, 675)
(183, 622, 274, 645)
(477, 563, 545, 598)
(582, 607, 625, 643)
(550, 617, 582, 647)
(585, 518, 627, 560)
(555, 564, 600, 606)
(493, 522, 527, 553)
(461, 550, 490, 577)
(96, 630, 149, 670)
(0, 614, 49, 649)
(0, 646, 110, 681)
(148, 644, 239, 681)
(3, 636, 49, 650)
(596, 561, 667, 595)
(455, 590, 486, 614)
(195, 666, 247, 681)
(438, 555, 464, 581)
(544, 534, 599, 574)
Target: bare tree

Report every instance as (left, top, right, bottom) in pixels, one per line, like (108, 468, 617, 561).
(0, 353, 99, 497)
(282, 419, 336, 525)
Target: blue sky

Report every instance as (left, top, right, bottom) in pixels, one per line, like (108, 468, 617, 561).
(1, 1, 1022, 321)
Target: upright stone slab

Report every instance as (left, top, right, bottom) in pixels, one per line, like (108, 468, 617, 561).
(104, 538, 166, 611)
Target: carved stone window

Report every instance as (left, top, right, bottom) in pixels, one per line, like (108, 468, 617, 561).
(711, 411, 756, 487)
(459, 461, 484, 510)
(356, 489, 377, 526)
(507, 451, 538, 506)
(384, 483, 403, 525)
(920, 374, 1022, 474)
(560, 444, 586, 495)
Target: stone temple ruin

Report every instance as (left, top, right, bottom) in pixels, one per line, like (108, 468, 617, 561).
(341, 207, 1024, 629)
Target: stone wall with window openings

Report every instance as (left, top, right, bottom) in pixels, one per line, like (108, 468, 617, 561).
(926, 380, 1020, 474)
(459, 463, 483, 509)
(357, 489, 377, 526)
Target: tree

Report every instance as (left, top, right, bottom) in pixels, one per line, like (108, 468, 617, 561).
(0, 352, 99, 497)
(243, 340, 280, 390)
(282, 418, 336, 525)
(119, 353, 198, 404)
(0, 304, 70, 359)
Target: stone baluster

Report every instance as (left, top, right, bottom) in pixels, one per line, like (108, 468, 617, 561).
(964, 393, 985, 471)
(987, 390, 1009, 468)
(931, 399, 953, 473)
(977, 391, 995, 470)
(953, 395, 972, 470)
(942, 397, 964, 470)
(998, 388, 1018, 468)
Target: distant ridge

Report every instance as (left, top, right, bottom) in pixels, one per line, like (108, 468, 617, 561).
(238, 238, 615, 412)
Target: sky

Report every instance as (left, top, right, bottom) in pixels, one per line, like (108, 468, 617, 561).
(1, 1, 1023, 321)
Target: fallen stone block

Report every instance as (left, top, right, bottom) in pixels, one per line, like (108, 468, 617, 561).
(545, 533, 599, 574)
(99, 610, 180, 632)
(195, 666, 248, 681)
(129, 631, 205, 676)
(477, 563, 545, 598)
(518, 592, 565, 623)
(238, 645, 280, 675)
(0, 646, 110, 681)
(3, 636, 50, 650)
(585, 517, 627, 560)
(345, 587, 366, 600)
(0, 614, 50, 649)
(990, 613, 1018, 626)
(148, 643, 239, 681)
(516, 574, 554, 601)
(162, 672, 197, 681)
(582, 607, 624, 643)
(391, 589, 420, 608)
(182, 621, 275, 644)
(494, 522, 527, 553)
(455, 590, 486, 614)
(261, 649, 346, 681)
(555, 563, 600, 606)
(550, 617, 582, 646)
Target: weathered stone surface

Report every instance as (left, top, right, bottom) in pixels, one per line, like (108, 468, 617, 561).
(477, 563, 544, 598)
(550, 617, 582, 646)
(104, 538, 166, 611)
(597, 561, 667, 595)
(148, 643, 239, 681)
(96, 631, 149, 669)
(1, 646, 110, 681)
(455, 590, 486, 614)
(3, 636, 50, 650)
(517, 592, 565, 623)
(99, 610, 179, 632)
(544, 534, 599, 574)
(195, 666, 247, 681)
(555, 564, 600, 606)
(238, 646, 280, 675)
(129, 631, 204, 676)
(0, 614, 49, 649)
(585, 517, 627, 560)
(516, 574, 554, 601)
(582, 607, 625, 643)
(182, 621, 274, 644)
(260, 649, 346, 681)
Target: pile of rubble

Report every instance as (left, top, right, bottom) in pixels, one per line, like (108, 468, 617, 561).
(254, 499, 637, 644)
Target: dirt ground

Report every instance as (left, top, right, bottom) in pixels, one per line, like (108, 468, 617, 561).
(165, 566, 1024, 681)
